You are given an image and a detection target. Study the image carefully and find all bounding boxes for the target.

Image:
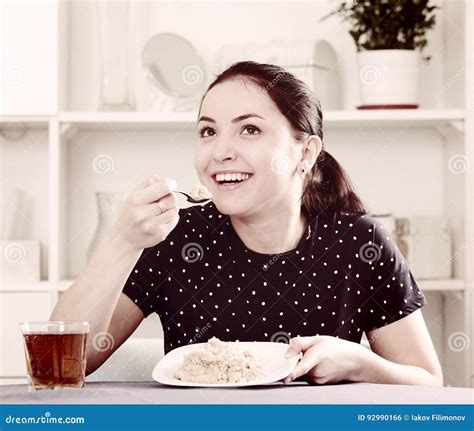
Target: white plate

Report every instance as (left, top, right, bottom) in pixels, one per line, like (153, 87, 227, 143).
(152, 341, 300, 387)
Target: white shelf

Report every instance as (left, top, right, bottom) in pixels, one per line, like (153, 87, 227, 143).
(55, 109, 465, 131)
(418, 279, 465, 291)
(59, 111, 197, 130)
(57, 280, 74, 292)
(0, 281, 51, 293)
(0, 115, 50, 122)
(324, 109, 465, 129)
(0, 115, 49, 130)
(0, 110, 464, 131)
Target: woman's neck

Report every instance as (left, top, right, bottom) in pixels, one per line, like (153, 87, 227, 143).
(230, 206, 308, 255)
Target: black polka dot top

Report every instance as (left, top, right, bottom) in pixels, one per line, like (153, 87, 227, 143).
(122, 201, 426, 354)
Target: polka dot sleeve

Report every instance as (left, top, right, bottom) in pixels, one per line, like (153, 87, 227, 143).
(121, 245, 164, 318)
(364, 219, 427, 332)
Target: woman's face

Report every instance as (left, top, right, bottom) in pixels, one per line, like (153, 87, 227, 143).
(194, 78, 304, 217)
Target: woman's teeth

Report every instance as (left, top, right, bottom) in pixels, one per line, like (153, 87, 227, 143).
(215, 172, 251, 183)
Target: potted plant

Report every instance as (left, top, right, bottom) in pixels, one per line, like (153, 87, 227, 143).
(322, 0, 439, 109)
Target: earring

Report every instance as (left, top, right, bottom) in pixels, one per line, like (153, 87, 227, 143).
(299, 166, 307, 179)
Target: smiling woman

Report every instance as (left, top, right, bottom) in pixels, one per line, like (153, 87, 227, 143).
(119, 62, 442, 386)
(51, 61, 442, 387)
(194, 62, 365, 223)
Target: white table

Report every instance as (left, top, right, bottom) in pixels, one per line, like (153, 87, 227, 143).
(1, 382, 472, 404)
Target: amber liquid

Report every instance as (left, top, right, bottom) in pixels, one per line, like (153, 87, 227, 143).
(23, 333, 88, 389)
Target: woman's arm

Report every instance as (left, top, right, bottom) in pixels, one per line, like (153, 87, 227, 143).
(359, 309, 443, 386)
(50, 175, 179, 372)
(283, 310, 443, 386)
(50, 227, 144, 374)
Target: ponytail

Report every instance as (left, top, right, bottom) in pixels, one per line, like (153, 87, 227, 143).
(302, 150, 366, 216)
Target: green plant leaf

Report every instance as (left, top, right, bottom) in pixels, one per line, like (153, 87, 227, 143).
(323, 0, 439, 58)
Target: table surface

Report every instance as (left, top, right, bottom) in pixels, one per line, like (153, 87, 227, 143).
(0, 382, 473, 404)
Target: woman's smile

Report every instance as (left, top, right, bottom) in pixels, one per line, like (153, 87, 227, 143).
(211, 170, 254, 192)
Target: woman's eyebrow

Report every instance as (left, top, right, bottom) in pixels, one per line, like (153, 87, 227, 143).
(197, 113, 265, 124)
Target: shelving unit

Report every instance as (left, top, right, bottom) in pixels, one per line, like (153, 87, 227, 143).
(0, 281, 51, 293)
(0, 116, 50, 128)
(0, 0, 472, 388)
(56, 109, 466, 130)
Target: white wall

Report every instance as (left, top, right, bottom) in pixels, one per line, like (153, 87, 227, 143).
(68, 0, 447, 112)
(0, 0, 58, 114)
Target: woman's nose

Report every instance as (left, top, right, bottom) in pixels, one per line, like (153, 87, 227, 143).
(212, 139, 236, 162)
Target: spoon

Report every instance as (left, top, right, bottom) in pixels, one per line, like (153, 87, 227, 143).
(175, 190, 211, 204)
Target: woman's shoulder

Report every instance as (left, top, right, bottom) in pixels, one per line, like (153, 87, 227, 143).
(308, 210, 394, 250)
(312, 210, 378, 232)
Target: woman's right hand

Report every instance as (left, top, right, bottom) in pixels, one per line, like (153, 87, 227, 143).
(112, 175, 180, 251)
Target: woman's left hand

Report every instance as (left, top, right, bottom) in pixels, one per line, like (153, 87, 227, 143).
(282, 335, 368, 385)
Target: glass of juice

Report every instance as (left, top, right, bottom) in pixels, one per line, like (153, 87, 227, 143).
(19, 321, 90, 390)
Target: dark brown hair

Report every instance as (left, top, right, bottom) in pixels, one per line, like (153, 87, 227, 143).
(199, 61, 366, 217)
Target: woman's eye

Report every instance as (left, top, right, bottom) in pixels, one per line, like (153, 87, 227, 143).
(199, 126, 215, 138)
(241, 124, 261, 135)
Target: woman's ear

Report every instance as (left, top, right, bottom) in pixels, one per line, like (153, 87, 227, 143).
(300, 135, 322, 169)
(308, 135, 323, 161)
